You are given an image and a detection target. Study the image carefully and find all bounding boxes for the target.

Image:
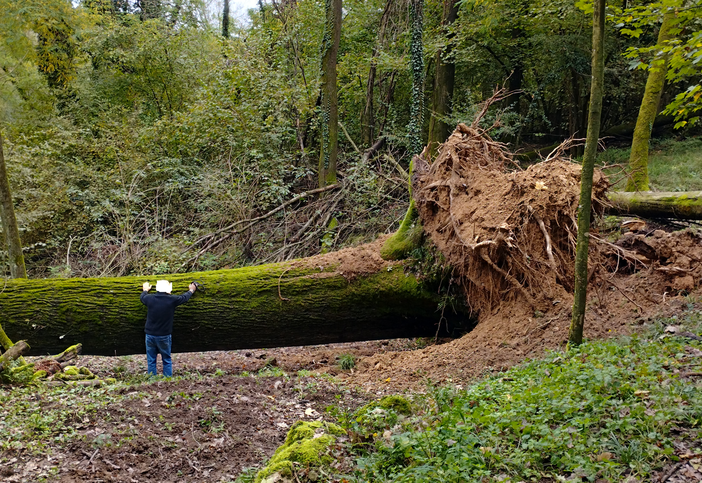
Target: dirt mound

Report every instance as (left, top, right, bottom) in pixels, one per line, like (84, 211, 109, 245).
(413, 122, 609, 314)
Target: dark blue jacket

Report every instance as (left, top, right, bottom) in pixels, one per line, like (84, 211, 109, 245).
(140, 291, 193, 336)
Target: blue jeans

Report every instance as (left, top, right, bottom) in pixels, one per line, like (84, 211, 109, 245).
(145, 334, 172, 377)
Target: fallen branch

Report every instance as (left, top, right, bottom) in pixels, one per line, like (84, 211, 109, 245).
(187, 184, 341, 252)
(0, 340, 29, 372)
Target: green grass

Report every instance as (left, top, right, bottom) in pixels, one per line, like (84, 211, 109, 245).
(599, 137, 702, 191)
(341, 308, 702, 482)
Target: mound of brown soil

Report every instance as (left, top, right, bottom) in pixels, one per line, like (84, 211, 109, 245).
(413, 123, 609, 315)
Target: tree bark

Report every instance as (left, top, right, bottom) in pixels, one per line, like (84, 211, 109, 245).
(427, 0, 459, 156)
(222, 0, 230, 38)
(361, 0, 393, 147)
(0, 262, 469, 356)
(380, 0, 424, 260)
(607, 191, 702, 220)
(318, 0, 342, 188)
(625, 12, 675, 192)
(0, 133, 27, 279)
(0, 340, 29, 372)
(570, 0, 605, 346)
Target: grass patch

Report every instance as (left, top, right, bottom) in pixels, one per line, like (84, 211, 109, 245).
(599, 137, 702, 191)
(341, 309, 702, 482)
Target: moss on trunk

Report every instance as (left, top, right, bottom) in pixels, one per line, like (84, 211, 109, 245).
(607, 191, 702, 220)
(0, 261, 469, 356)
(625, 12, 676, 192)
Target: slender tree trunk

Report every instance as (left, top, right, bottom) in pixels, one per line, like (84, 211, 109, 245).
(570, 0, 606, 346)
(318, 0, 342, 188)
(407, 0, 424, 156)
(222, 0, 230, 38)
(361, 0, 393, 147)
(427, 0, 459, 157)
(380, 0, 425, 260)
(625, 12, 675, 192)
(0, 133, 27, 279)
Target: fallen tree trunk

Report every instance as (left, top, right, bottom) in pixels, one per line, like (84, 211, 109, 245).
(0, 261, 469, 356)
(607, 191, 702, 220)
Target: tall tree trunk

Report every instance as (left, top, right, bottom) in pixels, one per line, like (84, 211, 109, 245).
(427, 0, 459, 157)
(570, 0, 606, 346)
(0, 262, 469, 356)
(625, 12, 675, 192)
(318, 0, 342, 188)
(0, 133, 27, 280)
(222, 0, 230, 38)
(361, 0, 393, 147)
(380, 0, 424, 260)
(407, 0, 424, 156)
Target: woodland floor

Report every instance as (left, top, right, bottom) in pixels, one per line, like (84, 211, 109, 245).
(3, 224, 702, 482)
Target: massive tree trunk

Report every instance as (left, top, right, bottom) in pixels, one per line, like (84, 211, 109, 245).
(607, 191, 702, 220)
(0, 261, 469, 356)
(570, 0, 605, 346)
(427, 0, 459, 156)
(625, 12, 675, 192)
(0, 133, 27, 279)
(318, 0, 342, 188)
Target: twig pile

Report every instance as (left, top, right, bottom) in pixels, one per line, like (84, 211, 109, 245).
(413, 123, 609, 315)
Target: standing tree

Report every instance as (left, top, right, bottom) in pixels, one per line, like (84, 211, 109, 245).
(427, 0, 459, 156)
(222, 0, 230, 38)
(318, 0, 342, 188)
(0, 133, 27, 279)
(361, 0, 394, 147)
(625, 11, 675, 192)
(380, 0, 424, 260)
(569, 0, 606, 346)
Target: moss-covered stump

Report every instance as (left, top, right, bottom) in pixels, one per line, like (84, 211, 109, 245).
(607, 191, 702, 220)
(254, 421, 345, 483)
(0, 261, 468, 356)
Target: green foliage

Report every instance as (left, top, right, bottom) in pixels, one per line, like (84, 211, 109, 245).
(348, 311, 702, 481)
(338, 353, 356, 370)
(0, 0, 698, 277)
(612, 0, 702, 128)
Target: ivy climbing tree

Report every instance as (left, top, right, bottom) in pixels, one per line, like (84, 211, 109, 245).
(380, 0, 425, 261)
(318, 0, 342, 188)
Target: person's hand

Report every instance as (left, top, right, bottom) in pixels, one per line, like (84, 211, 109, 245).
(143, 282, 152, 292)
(189, 282, 197, 293)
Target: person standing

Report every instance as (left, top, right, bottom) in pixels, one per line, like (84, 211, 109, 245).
(140, 280, 197, 377)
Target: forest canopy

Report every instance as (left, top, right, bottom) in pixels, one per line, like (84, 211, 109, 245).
(0, 0, 700, 279)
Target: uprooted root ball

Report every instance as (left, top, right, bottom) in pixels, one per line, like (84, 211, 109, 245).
(412, 123, 610, 316)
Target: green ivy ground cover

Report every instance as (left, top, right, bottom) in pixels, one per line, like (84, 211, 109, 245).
(342, 309, 702, 482)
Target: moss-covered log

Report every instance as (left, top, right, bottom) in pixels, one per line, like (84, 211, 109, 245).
(607, 191, 702, 220)
(0, 262, 469, 356)
(0, 340, 29, 371)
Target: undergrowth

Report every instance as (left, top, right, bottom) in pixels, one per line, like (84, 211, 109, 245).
(338, 309, 702, 482)
(599, 137, 702, 191)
